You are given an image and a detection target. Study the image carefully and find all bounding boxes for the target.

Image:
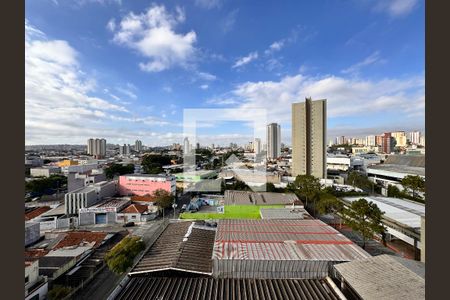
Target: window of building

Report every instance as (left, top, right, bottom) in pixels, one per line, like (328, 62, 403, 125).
(25, 275, 29, 284)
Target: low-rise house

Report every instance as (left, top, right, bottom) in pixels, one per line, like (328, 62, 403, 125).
(30, 166, 61, 178)
(65, 181, 117, 215)
(25, 259, 48, 300)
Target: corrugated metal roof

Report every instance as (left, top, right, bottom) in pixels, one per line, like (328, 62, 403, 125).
(115, 277, 344, 300)
(213, 220, 370, 261)
(130, 222, 215, 276)
(224, 190, 300, 205)
(334, 254, 425, 300)
(260, 208, 308, 220)
(343, 196, 425, 228)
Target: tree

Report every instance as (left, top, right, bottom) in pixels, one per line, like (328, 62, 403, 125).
(25, 175, 67, 195)
(104, 163, 134, 179)
(152, 189, 175, 209)
(266, 182, 277, 192)
(342, 198, 385, 249)
(347, 171, 373, 191)
(289, 175, 321, 213)
(316, 192, 344, 215)
(401, 175, 425, 199)
(48, 285, 72, 300)
(141, 154, 172, 174)
(105, 236, 145, 274)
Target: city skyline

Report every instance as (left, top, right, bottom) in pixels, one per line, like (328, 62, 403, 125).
(26, 1, 424, 145)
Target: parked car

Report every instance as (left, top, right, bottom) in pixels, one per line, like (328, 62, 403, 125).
(123, 222, 135, 227)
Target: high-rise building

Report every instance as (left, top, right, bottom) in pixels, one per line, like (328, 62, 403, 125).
(135, 140, 143, 152)
(196, 142, 200, 150)
(87, 138, 94, 155)
(87, 138, 106, 158)
(381, 133, 395, 154)
(391, 131, 407, 147)
(409, 131, 421, 145)
(183, 137, 190, 154)
(120, 144, 130, 156)
(254, 138, 261, 155)
(419, 135, 426, 147)
(375, 135, 383, 146)
(292, 98, 327, 179)
(266, 123, 281, 160)
(366, 135, 376, 146)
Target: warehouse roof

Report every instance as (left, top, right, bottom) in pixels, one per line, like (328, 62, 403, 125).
(213, 219, 370, 261)
(260, 208, 309, 220)
(367, 164, 425, 177)
(342, 196, 425, 228)
(224, 190, 300, 205)
(384, 155, 425, 168)
(115, 277, 344, 300)
(130, 222, 215, 276)
(334, 254, 425, 300)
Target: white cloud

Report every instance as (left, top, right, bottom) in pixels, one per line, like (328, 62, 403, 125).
(106, 18, 116, 31)
(110, 4, 197, 72)
(163, 86, 173, 93)
(232, 51, 258, 69)
(205, 98, 238, 105)
(221, 9, 238, 33)
(197, 71, 217, 81)
(194, 0, 222, 9)
(341, 51, 385, 74)
(265, 40, 285, 55)
(74, 0, 122, 6)
(200, 84, 209, 90)
(206, 73, 424, 133)
(25, 21, 183, 145)
(374, 0, 419, 17)
(115, 86, 137, 99)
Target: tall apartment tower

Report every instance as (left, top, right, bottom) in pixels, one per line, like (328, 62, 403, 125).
(254, 138, 262, 155)
(266, 123, 281, 160)
(87, 138, 95, 155)
(87, 138, 106, 158)
(381, 133, 395, 154)
(183, 137, 190, 154)
(391, 131, 407, 147)
(292, 98, 327, 179)
(135, 140, 143, 152)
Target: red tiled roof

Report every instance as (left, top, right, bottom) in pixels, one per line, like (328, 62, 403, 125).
(25, 249, 49, 259)
(121, 204, 148, 214)
(53, 231, 107, 249)
(131, 195, 156, 202)
(25, 258, 38, 268)
(25, 206, 51, 221)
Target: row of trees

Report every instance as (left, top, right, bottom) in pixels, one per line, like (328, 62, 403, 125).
(288, 174, 385, 249)
(104, 163, 134, 179)
(25, 174, 67, 196)
(105, 236, 145, 274)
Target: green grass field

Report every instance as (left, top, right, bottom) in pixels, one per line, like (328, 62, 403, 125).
(179, 204, 284, 220)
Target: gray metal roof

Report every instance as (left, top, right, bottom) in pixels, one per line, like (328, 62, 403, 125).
(115, 277, 344, 300)
(213, 219, 370, 261)
(130, 222, 215, 276)
(224, 190, 300, 205)
(260, 208, 308, 220)
(367, 164, 425, 176)
(334, 254, 425, 300)
(384, 155, 425, 168)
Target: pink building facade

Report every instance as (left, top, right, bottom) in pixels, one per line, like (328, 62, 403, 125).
(118, 174, 176, 196)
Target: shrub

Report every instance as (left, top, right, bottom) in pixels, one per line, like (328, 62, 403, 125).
(104, 236, 145, 274)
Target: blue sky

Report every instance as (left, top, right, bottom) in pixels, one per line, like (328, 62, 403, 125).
(25, 0, 424, 146)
